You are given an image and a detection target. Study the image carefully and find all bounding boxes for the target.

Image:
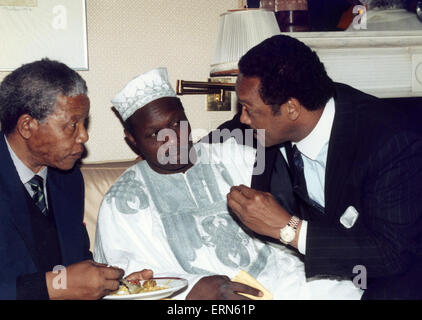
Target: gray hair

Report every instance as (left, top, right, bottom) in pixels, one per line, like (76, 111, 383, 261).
(0, 58, 87, 135)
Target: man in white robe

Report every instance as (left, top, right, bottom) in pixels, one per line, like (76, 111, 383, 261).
(94, 67, 363, 300)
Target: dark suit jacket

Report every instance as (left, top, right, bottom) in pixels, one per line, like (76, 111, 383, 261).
(216, 83, 422, 299)
(0, 134, 92, 299)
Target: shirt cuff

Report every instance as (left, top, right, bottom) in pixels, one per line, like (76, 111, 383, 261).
(298, 220, 308, 255)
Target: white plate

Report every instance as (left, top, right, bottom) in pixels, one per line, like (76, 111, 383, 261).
(103, 277, 188, 300)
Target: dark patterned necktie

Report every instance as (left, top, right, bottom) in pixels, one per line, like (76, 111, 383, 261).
(28, 175, 48, 216)
(290, 144, 325, 214)
(292, 144, 307, 189)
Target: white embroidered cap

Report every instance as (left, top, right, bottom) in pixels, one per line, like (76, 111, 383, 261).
(112, 67, 177, 121)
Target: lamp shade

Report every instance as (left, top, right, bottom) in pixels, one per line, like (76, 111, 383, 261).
(211, 9, 280, 75)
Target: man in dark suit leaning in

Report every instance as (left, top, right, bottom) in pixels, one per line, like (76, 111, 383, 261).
(226, 35, 422, 299)
(0, 59, 150, 299)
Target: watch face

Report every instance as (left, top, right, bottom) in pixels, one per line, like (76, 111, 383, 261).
(280, 226, 296, 243)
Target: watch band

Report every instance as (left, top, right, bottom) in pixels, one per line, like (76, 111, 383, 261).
(288, 215, 300, 229)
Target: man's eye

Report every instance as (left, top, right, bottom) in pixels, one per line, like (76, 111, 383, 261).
(84, 118, 89, 129)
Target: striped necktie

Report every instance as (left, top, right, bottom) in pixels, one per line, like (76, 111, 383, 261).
(290, 143, 325, 214)
(28, 175, 48, 216)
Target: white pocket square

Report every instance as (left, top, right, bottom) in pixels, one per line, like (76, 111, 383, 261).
(340, 206, 359, 229)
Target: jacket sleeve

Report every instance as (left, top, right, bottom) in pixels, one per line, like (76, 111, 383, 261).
(16, 272, 49, 300)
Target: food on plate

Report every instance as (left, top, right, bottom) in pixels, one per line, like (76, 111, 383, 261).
(112, 279, 168, 296)
(232, 270, 273, 300)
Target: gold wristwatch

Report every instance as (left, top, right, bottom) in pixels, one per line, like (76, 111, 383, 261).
(279, 216, 300, 245)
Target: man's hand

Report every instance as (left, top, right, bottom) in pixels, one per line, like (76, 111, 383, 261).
(125, 269, 153, 283)
(46, 260, 124, 300)
(186, 275, 263, 300)
(227, 184, 293, 240)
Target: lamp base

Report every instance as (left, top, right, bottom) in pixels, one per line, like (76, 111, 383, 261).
(207, 77, 236, 112)
(276, 10, 310, 32)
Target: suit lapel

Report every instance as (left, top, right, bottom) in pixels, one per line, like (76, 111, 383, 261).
(48, 168, 85, 265)
(0, 135, 40, 269)
(47, 170, 71, 265)
(325, 93, 359, 220)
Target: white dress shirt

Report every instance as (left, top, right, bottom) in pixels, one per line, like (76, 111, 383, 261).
(280, 98, 335, 255)
(4, 135, 49, 208)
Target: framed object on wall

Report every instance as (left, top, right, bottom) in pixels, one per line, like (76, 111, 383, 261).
(0, 0, 88, 71)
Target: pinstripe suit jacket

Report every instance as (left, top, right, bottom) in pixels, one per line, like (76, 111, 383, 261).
(256, 84, 422, 299)
(215, 83, 422, 298)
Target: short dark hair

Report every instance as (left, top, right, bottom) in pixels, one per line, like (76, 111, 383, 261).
(0, 59, 87, 134)
(238, 35, 334, 112)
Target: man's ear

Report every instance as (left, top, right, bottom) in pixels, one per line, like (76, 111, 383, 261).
(285, 98, 301, 121)
(15, 114, 38, 139)
(124, 129, 136, 148)
(124, 129, 144, 160)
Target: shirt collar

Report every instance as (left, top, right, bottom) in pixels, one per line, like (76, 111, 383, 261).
(4, 135, 48, 184)
(294, 98, 335, 161)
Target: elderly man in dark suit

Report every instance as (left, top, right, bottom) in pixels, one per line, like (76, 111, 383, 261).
(226, 35, 422, 299)
(0, 59, 150, 299)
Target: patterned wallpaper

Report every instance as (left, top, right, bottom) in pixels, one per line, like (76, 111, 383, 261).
(0, 0, 238, 162)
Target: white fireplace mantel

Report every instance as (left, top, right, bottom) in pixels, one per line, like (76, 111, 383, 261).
(207, 30, 422, 131)
(294, 31, 422, 98)
(210, 30, 422, 99)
